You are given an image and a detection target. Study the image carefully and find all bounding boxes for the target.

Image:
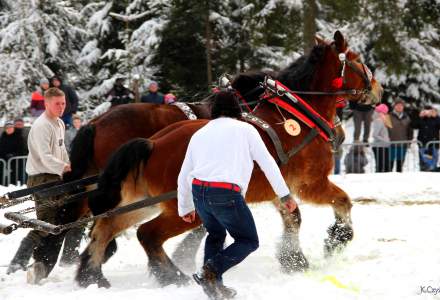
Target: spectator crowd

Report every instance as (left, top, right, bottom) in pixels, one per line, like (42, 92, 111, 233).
(2, 74, 440, 184)
(1, 76, 180, 185)
(340, 98, 440, 174)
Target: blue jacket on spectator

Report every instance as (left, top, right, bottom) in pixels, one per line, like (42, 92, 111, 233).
(141, 92, 164, 104)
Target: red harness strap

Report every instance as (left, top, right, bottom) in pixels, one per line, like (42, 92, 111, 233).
(192, 178, 241, 193)
(234, 91, 252, 112)
(266, 81, 335, 142)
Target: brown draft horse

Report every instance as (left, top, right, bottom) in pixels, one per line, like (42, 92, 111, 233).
(66, 102, 210, 182)
(62, 101, 211, 238)
(75, 31, 383, 288)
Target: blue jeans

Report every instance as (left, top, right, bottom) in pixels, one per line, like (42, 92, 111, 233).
(192, 184, 259, 278)
(419, 147, 439, 171)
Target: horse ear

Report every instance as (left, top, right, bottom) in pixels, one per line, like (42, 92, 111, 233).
(315, 36, 327, 45)
(334, 30, 347, 52)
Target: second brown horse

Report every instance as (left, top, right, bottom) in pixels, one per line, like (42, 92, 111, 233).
(75, 31, 382, 288)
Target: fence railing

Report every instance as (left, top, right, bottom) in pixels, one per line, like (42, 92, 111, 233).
(0, 141, 439, 186)
(336, 140, 440, 174)
(0, 158, 7, 186)
(0, 156, 27, 186)
(6, 156, 28, 186)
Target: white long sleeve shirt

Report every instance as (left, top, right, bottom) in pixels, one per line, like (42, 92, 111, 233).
(26, 112, 70, 176)
(177, 117, 290, 216)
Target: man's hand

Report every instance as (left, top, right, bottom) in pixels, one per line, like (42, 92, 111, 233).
(283, 197, 298, 213)
(63, 164, 72, 173)
(182, 211, 196, 223)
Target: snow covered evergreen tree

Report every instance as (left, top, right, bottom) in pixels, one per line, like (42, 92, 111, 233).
(0, 0, 439, 118)
(0, 0, 85, 119)
(78, 0, 170, 109)
(317, 0, 440, 104)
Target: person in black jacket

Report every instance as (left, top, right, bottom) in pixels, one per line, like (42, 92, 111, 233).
(344, 144, 368, 173)
(105, 78, 135, 107)
(349, 101, 374, 143)
(50, 76, 79, 127)
(141, 81, 164, 104)
(412, 107, 440, 171)
(0, 121, 27, 184)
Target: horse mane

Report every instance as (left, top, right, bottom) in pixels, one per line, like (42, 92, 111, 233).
(231, 45, 327, 99)
(277, 44, 326, 91)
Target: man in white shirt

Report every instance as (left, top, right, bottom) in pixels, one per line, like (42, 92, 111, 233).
(177, 91, 297, 299)
(7, 88, 71, 283)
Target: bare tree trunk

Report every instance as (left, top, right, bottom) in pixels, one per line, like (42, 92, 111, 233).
(205, 1, 213, 91)
(303, 0, 318, 54)
(131, 78, 140, 103)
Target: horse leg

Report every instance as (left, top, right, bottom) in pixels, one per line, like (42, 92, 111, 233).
(171, 225, 206, 272)
(324, 185, 354, 256)
(274, 199, 309, 273)
(76, 218, 114, 288)
(76, 203, 159, 288)
(137, 209, 201, 286)
(298, 179, 354, 257)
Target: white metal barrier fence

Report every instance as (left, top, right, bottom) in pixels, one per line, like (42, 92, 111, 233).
(335, 140, 437, 174)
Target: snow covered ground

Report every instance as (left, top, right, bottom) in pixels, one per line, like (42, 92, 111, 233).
(1, 172, 440, 299)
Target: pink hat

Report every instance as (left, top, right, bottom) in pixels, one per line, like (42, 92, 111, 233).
(375, 104, 388, 114)
(164, 93, 176, 104)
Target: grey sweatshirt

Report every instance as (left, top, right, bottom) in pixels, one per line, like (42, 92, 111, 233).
(26, 112, 70, 176)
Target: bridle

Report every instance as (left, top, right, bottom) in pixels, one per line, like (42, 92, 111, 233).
(221, 46, 375, 114)
(282, 47, 373, 100)
(335, 47, 373, 99)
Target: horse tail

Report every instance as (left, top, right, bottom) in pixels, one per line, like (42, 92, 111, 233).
(89, 138, 153, 215)
(63, 124, 96, 182)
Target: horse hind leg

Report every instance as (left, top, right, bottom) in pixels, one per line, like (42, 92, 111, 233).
(76, 218, 115, 288)
(274, 199, 309, 273)
(171, 225, 206, 272)
(137, 208, 201, 286)
(76, 173, 157, 288)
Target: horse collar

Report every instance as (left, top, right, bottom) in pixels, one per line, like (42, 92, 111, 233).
(172, 102, 198, 120)
(262, 78, 335, 143)
(241, 112, 318, 165)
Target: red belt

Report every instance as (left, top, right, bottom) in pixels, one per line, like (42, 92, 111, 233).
(192, 178, 241, 192)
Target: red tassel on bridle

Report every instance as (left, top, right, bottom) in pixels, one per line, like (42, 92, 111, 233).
(332, 77, 343, 89)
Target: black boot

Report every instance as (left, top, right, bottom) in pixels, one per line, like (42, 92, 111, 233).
(6, 235, 35, 274)
(59, 227, 84, 266)
(193, 265, 221, 299)
(193, 265, 236, 299)
(217, 283, 237, 299)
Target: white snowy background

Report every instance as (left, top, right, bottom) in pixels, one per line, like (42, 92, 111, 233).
(1, 172, 440, 300)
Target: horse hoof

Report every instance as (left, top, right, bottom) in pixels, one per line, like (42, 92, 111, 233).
(324, 224, 353, 257)
(175, 271, 191, 287)
(154, 270, 191, 287)
(278, 250, 309, 273)
(98, 277, 111, 288)
(324, 222, 354, 257)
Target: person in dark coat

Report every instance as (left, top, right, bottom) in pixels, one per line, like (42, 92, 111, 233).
(105, 78, 135, 107)
(349, 101, 374, 143)
(14, 118, 29, 143)
(388, 99, 413, 172)
(50, 75, 79, 127)
(412, 107, 440, 171)
(0, 121, 27, 185)
(344, 144, 368, 174)
(140, 81, 164, 104)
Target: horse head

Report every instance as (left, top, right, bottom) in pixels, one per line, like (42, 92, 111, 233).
(232, 31, 382, 120)
(313, 30, 383, 106)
